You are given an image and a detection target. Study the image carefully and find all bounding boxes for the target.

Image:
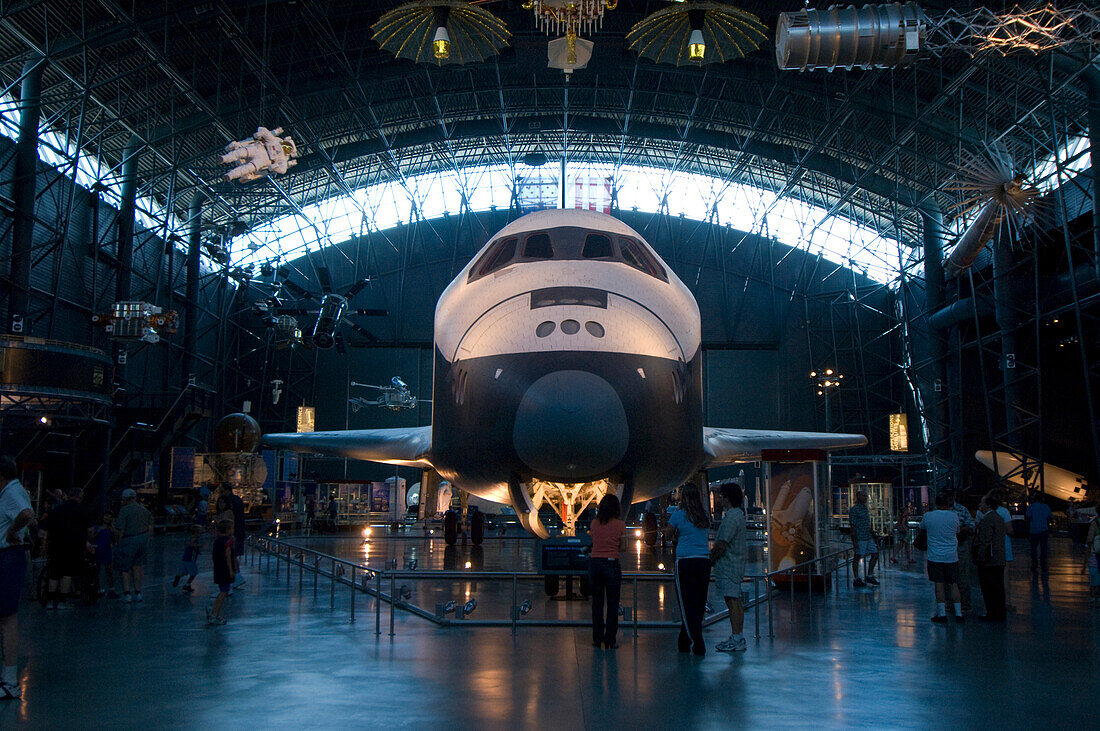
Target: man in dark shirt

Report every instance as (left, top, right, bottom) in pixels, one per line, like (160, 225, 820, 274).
(43, 488, 89, 609)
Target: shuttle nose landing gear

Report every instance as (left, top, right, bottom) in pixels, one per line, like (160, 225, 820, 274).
(509, 478, 616, 537)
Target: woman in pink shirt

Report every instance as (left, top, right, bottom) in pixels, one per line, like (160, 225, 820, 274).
(589, 494, 626, 649)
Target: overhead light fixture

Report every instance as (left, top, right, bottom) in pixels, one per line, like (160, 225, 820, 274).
(688, 28, 705, 61)
(433, 25, 451, 59)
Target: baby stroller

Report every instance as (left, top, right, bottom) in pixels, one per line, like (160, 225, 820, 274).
(36, 552, 101, 607)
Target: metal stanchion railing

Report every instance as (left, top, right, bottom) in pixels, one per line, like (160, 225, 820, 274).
(350, 566, 356, 622)
(389, 572, 396, 636)
(375, 570, 382, 635)
(330, 558, 336, 609)
(632, 576, 639, 638)
(510, 574, 518, 636)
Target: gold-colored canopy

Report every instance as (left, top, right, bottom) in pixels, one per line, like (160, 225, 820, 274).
(372, 0, 511, 66)
(627, 1, 766, 66)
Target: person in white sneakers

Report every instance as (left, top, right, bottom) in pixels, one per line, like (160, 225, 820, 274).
(711, 481, 748, 653)
(920, 492, 964, 624)
(113, 489, 152, 603)
(0, 456, 35, 700)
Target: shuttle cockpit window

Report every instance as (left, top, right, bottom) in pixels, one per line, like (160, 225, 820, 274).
(582, 233, 613, 259)
(523, 232, 554, 259)
(473, 236, 518, 278)
(619, 237, 668, 281)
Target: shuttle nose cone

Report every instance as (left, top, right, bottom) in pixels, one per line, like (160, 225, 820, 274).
(513, 370, 628, 480)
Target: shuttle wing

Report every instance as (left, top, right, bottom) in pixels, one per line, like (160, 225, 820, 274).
(703, 427, 867, 467)
(261, 426, 433, 468)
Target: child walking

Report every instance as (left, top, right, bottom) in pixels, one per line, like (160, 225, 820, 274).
(90, 512, 116, 597)
(207, 520, 237, 626)
(173, 525, 203, 592)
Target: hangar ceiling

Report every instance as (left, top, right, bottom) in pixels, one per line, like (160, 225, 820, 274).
(0, 0, 1095, 261)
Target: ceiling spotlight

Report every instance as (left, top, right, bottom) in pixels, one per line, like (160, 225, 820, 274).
(688, 28, 705, 61)
(433, 25, 451, 59)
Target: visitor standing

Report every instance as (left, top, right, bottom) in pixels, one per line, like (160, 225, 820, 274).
(114, 489, 152, 603)
(974, 494, 1007, 621)
(920, 492, 964, 624)
(207, 520, 237, 626)
(91, 512, 115, 597)
(711, 481, 747, 653)
(947, 490, 975, 614)
(41, 488, 89, 610)
(848, 491, 879, 587)
(1026, 496, 1053, 573)
(587, 494, 625, 649)
(173, 525, 203, 592)
(665, 486, 711, 656)
(890, 503, 915, 565)
(0, 456, 35, 700)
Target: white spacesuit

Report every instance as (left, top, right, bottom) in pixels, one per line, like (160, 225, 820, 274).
(221, 126, 299, 183)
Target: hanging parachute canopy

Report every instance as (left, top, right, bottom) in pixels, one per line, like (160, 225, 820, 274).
(371, 0, 511, 66)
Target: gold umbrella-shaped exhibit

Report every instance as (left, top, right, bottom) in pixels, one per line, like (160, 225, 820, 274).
(372, 0, 511, 66)
(627, 1, 766, 66)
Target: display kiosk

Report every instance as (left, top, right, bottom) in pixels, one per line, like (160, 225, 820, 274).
(762, 449, 831, 592)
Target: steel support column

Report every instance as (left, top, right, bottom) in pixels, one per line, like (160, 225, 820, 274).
(183, 191, 206, 387)
(8, 57, 45, 335)
(114, 136, 141, 302)
(1083, 66, 1100, 279)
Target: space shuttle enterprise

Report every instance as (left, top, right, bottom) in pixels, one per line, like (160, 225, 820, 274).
(262, 209, 867, 536)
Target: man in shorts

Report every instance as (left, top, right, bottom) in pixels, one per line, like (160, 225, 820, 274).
(921, 492, 964, 623)
(711, 481, 748, 653)
(0, 456, 35, 699)
(848, 491, 879, 587)
(114, 489, 152, 603)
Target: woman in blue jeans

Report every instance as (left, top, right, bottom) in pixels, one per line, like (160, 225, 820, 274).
(588, 495, 626, 648)
(665, 486, 712, 656)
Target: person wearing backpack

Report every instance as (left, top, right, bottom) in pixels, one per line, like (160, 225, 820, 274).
(974, 494, 1007, 622)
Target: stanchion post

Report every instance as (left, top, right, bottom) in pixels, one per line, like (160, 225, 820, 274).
(375, 570, 382, 636)
(511, 574, 518, 636)
(632, 576, 639, 638)
(330, 559, 336, 609)
(389, 572, 396, 637)
(299, 554, 303, 591)
(350, 566, 356, 622)
(767, 573, 774, 638)
(789, 568, 795, 626)
(754, 577, 760, 639)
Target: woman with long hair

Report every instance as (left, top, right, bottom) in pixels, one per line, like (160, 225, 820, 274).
(588, 494, 626, 648)
(665, 485, 712, 656)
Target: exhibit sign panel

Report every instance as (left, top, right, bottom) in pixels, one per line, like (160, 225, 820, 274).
(888, 412, 908, 452)
(764, 458, 830, 574)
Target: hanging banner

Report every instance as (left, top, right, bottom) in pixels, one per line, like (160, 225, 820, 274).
(170, 447, 196, 490)
(889, 412, 909, 452)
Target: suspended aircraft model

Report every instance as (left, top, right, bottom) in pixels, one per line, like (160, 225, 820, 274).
(263, 210, 866, 537)
(348, 377, 430, 412)
(255, 266, 387, 351)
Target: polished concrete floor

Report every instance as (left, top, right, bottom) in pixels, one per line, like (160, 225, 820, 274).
(2, 533, 1097, 729)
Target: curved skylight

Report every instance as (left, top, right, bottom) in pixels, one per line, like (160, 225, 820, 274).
(233, 162, 911, 283)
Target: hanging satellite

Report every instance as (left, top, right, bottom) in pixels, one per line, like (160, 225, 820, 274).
(942, 143, 1040, 278)
(526, 0, 616, 74)
(548, 35, 594, 74)
(371, 0, 511, 65)
(628, 1, 766, 66)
